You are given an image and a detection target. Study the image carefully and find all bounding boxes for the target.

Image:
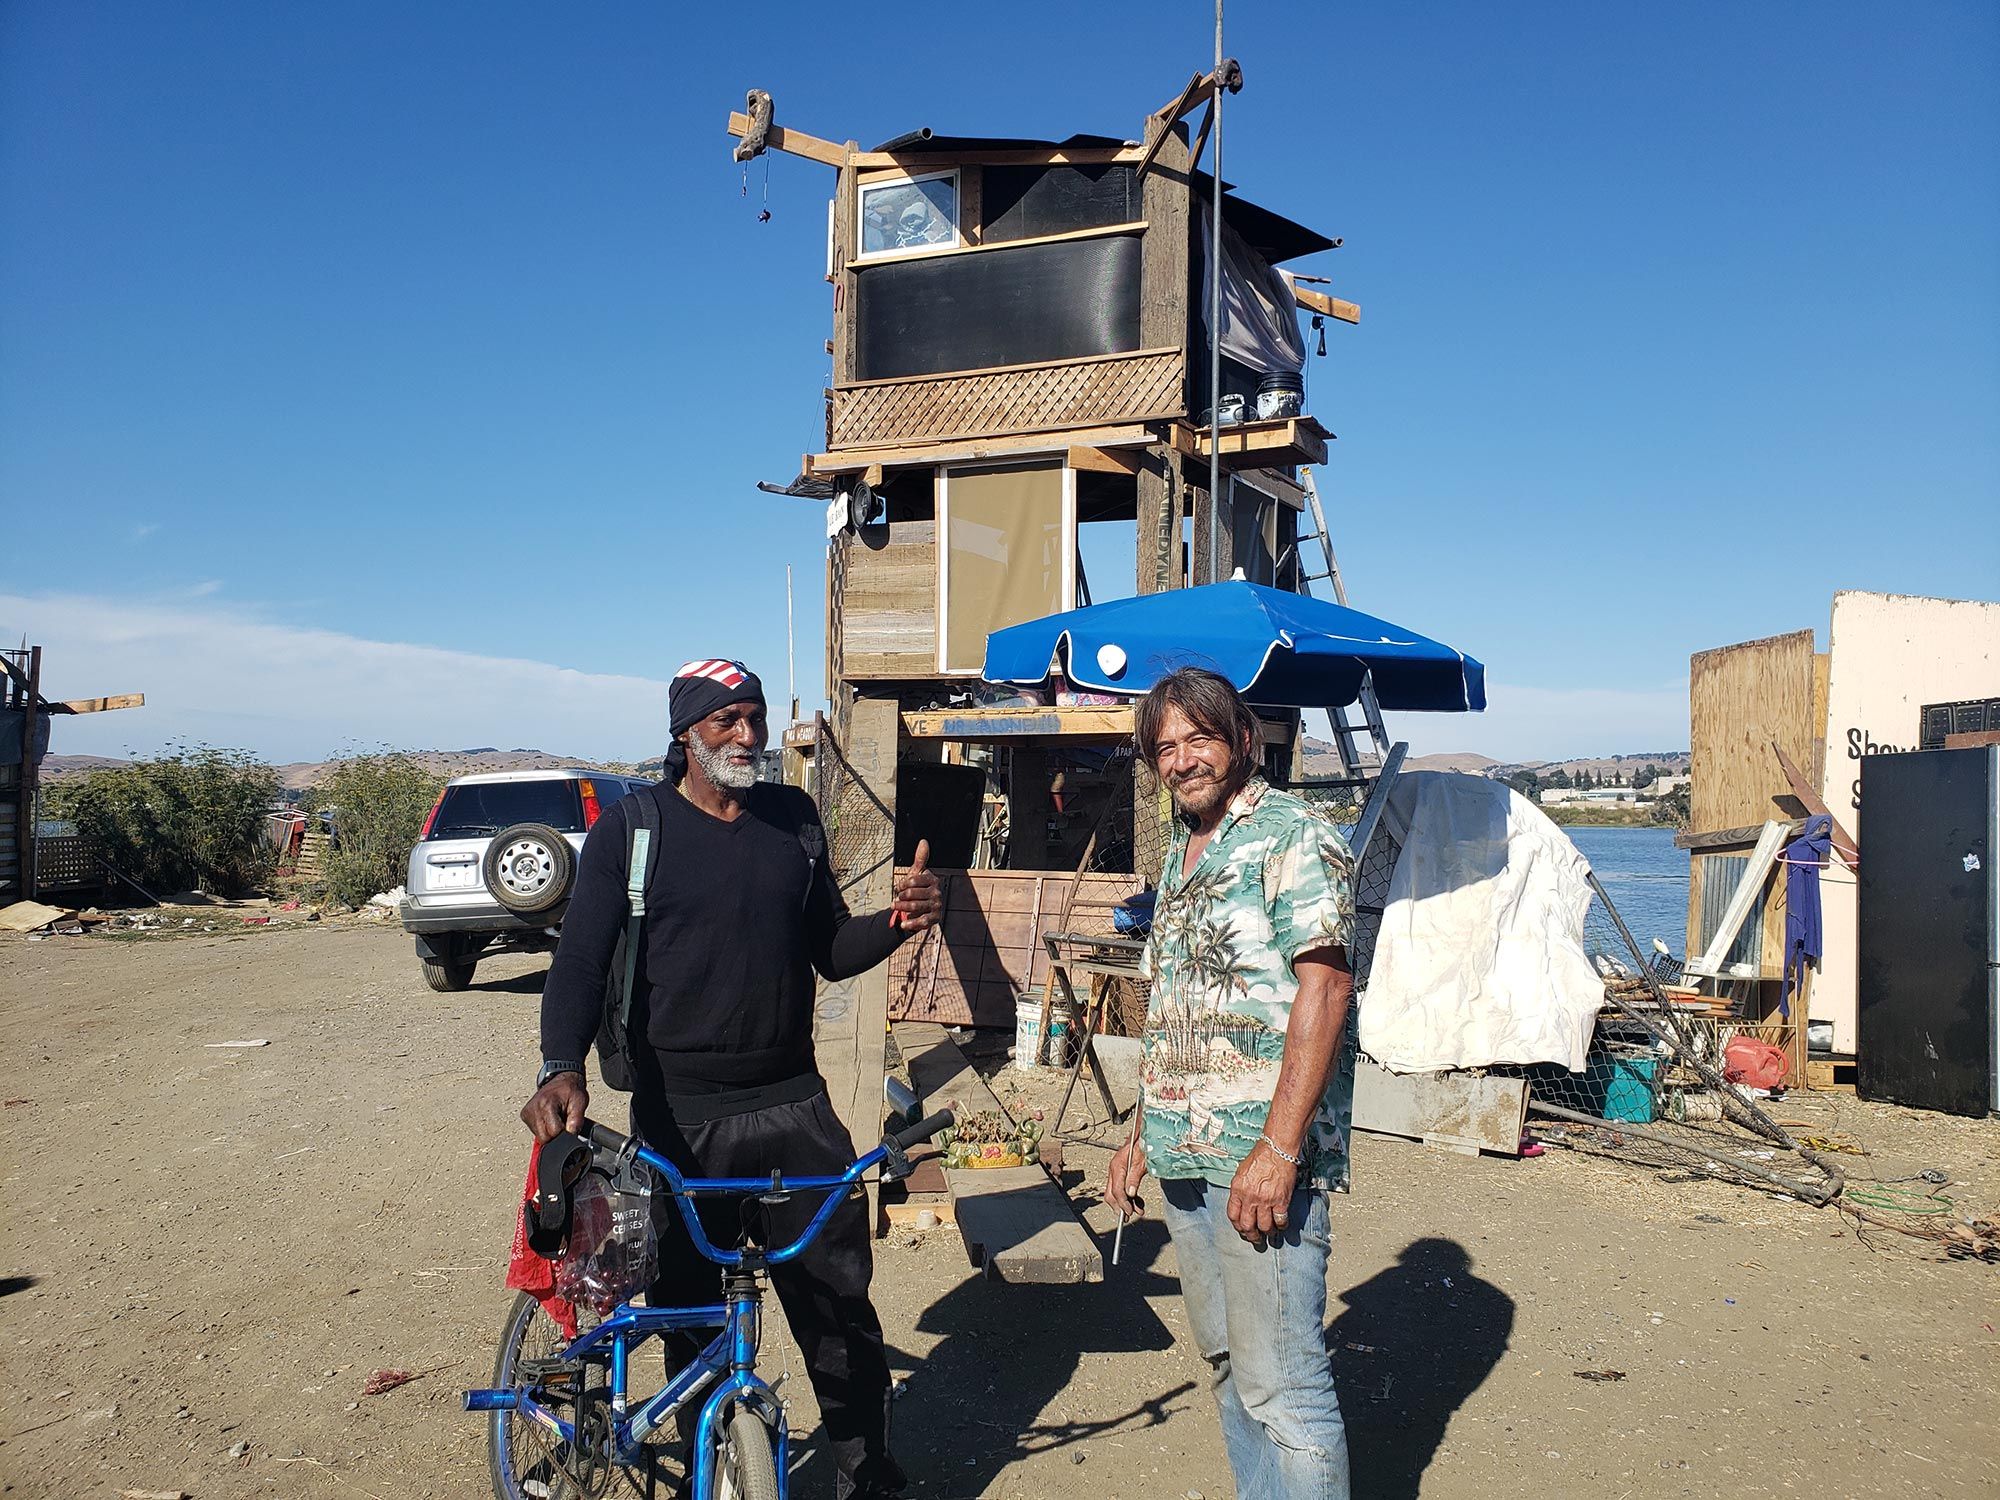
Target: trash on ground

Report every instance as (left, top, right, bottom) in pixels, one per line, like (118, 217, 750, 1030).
(1574, 1369, 1627, 1382)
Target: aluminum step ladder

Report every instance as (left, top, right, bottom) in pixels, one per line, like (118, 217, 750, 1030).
(1297, 469, 1391, 778)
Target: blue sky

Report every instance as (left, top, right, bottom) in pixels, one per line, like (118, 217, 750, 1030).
(4, 2, 1996, 764)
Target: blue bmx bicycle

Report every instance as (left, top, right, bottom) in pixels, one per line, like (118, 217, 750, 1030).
(466, 1109, 953, 1500)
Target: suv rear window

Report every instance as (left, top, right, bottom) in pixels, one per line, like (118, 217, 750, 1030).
(429, 780, 586, 838)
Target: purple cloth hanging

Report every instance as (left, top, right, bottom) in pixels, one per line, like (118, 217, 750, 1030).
(1782, 814, 1832, 1018)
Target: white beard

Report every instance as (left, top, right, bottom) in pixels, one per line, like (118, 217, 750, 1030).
(689, 734, 759, 790)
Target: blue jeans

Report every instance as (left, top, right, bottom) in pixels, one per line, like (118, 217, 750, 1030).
(1159, 1176, 1349, 1500)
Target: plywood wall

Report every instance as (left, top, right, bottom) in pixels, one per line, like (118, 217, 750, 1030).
(839, 519, 938, 679)
(889, 867, 1142, 1028)
(1688, 629, 1818, 833)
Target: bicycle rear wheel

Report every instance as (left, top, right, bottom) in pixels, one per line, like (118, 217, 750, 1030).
(709, 1406, 779, 1500)
(486, 1291, 605, 1500)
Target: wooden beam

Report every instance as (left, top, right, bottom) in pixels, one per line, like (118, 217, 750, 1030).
(1136, 72, 1207, 177)
(816, 696, 899, 1228)
(902, 706, 1135, 742)
(1290, 282, 1361, 326)
(51, 694, 144, 715)
(1771, 741, 1860, 869)
(1675, 819, 1807, 851)
(1172, 416, 1330, 468)
(725, 111, 849, 168)
(1066, 444, 1143, 476)
(847, 144, 1146, 169)
(809, 422, 1157, 476)
(846, 219, 1146, 272)
(19, 646, 40, 900)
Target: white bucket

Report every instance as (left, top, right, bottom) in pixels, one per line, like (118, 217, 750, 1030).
(1014, 998, 1045, 1070)
(1013, 997, 1076, 1071)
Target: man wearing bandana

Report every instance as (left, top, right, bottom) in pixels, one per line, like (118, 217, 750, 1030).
(522, 659, 940, 1499)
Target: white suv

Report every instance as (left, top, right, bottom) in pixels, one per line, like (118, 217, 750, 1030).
(398, 768, 648, 992)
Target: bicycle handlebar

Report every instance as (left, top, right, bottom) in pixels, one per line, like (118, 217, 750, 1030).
(575, 1107, 955, 1269)
(890, 1109, 956, 1152)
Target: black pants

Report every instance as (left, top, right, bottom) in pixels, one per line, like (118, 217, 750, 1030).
(633, 1088, 901, 1500)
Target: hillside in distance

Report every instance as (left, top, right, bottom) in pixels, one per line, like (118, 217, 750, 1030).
(1299, 739, 1689, 780)
(41, 747, 645, 793)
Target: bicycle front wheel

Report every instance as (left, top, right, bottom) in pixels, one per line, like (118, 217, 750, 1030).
(486, 1291, 603, 1500)
(710, 1406, 779, 1500)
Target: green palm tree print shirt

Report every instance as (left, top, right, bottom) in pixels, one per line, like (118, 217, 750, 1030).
(1140, 775, 1358, 1192)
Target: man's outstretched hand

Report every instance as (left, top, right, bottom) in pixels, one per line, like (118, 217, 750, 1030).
(521, 1072, 588, 1142)
(890, 838, 943, 933)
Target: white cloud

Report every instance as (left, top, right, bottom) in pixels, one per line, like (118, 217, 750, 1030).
(1384, 679, 1691, 764)
(6, 592, 1687, 770)
(0, 592, 671, 764)
(188, 580, 223, 597)
(129, 523, 159, 543)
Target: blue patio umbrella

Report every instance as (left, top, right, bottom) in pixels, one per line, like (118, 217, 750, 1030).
(982, 580, 1485, 712)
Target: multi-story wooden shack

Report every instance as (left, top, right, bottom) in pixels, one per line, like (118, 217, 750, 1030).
(728, 77, 1361, 1150)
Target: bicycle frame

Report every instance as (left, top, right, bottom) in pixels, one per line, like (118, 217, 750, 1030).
(468, 1128, 891, 1499)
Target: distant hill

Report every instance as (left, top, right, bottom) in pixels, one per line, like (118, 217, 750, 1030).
(40, 755, 130, 780)
(42, 747, 642, 793)
(1298, 738, 1687, 781)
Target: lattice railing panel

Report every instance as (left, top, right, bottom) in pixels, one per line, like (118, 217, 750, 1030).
(831, 349, 1185, 449)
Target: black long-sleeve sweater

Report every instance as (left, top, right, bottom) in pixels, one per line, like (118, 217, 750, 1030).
(540, 780, 905, 1104)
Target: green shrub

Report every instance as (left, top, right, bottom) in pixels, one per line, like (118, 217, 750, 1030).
(46, 743, 278, 897)
(308, 752, 447, 908)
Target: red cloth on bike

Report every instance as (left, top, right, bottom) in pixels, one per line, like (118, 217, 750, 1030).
(506, 1141, 578, 1338)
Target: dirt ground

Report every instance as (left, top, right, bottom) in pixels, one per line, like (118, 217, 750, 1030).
(3, 917, 1998, 1500)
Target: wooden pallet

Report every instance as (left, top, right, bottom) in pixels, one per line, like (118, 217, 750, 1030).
(1806, 1057, 1857, 1093)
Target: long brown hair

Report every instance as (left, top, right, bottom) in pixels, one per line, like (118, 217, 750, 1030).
(1133, 667, 1259, 782)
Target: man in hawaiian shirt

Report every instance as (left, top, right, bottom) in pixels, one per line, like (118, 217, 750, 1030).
(1106, 666, 1355, 1500)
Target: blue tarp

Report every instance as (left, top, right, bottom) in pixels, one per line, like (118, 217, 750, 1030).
(982, 581, 1486, 712)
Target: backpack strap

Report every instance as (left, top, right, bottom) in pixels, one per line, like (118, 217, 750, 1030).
(612, 788, 663, 1054)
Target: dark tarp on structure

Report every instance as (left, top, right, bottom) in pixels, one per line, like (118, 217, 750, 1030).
(0, 710, 51, 768)
(854, 232, 1143, 380)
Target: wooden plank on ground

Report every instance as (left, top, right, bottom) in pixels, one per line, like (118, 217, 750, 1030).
(1352, 1059, 1528, 1156)
(895, 1021, 1103, 1283)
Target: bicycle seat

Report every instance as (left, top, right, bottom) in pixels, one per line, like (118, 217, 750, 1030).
(523, 1133, 594, 1256)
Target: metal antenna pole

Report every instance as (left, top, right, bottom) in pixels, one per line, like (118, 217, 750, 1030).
(1206, 0, 1225, 583)
(786, 564, 799, 722)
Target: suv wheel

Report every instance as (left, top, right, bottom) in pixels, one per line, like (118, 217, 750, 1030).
(422, 957, 476, 992)
(483, 822, 576, 914)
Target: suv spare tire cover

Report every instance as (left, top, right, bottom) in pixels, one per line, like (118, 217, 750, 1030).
(483, 822, 576, 914)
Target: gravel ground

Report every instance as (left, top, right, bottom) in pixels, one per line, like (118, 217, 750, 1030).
(2, 918, 1997, 1499)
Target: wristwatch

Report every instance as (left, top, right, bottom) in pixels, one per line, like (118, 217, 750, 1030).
(537, 1059, 585, 1089)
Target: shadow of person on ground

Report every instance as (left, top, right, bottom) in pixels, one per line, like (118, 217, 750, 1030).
(470, 965, 548, 995)
(1327, 1236, 1512, 1500)
(787, 1214, 1198, 1498)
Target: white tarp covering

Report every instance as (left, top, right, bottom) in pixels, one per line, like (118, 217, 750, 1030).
(1358, 772, 1601, 1073)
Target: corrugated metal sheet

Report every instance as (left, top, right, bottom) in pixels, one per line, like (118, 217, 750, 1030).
(1697, 852, 1763, 972)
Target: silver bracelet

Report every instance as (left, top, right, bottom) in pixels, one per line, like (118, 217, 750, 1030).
(1258, 1132, 1303, 1167)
